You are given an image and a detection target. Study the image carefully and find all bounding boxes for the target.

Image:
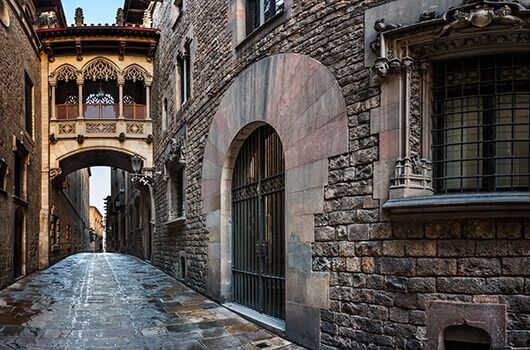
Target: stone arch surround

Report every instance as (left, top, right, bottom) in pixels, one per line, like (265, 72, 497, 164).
(201, 53, 348, 349)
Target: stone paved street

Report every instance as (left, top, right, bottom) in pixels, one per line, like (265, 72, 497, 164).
(0, 253, 304, 350)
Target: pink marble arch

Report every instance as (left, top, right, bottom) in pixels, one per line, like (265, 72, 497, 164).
(201, 53, 348, 349)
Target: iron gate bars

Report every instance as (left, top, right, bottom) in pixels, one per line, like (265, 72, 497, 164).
(231, 125, 285, 320)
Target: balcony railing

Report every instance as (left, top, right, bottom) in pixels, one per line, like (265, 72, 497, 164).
(56, 104, 79, 120)
(56, 104, 147, 120)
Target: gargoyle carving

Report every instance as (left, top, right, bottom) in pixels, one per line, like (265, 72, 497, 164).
(374, 18, 401, 33)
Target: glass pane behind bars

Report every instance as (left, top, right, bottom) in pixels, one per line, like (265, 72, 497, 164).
(433, 55, 530, 193)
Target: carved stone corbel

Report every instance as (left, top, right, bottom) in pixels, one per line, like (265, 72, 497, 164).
(50, 168, 62, 181)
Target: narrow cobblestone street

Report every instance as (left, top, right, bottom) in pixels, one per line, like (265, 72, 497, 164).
(0, 254, 303, 350)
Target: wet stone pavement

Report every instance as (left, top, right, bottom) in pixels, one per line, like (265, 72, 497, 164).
(0, 253, 304, 350)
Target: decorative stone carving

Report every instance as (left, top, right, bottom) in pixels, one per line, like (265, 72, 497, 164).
(74, 7, 83, 27)
(419, 11, 438, 22)
(145, 134, 154, 144)
(76, 134, 85, 144)
(123, 65, 148, 82)
(440, 0, 527, 36)
(50, 168, 62, 181)
(118, 41, 126, 61)
(58, 122, 76, 134)
(116, 8, 124, 26)
(54, 65, 78, 83)
(85, 122, 116, 134)
(164, 136, 186, 165)
(374, 18, 401, 32)
(118, 132, 126, 143)
(390, 156, 433, 197)
(143, 9, 152, 28)
(49, 134, 58, 145)
(126, 122, 144, 134)
(83, 58, 119, 81)
(75, 38, 83, 61)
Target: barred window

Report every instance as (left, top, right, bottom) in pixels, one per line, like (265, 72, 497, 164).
(433, 54, 530, 193)
(246, 0, 284, 34)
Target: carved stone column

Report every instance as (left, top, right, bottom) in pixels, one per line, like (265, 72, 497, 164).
(77, 76, 84, 119)
(145, 77, 152, 120)
(49, 76, 57, 120)
(118, 76, 125, 119)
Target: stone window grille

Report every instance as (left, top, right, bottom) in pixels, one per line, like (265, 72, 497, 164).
(24, 72, 34, 137)
(246, 0, 284, 34)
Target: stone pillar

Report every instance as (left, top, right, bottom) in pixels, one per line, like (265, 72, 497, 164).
(118, 77, 125, 119)
(49, 77, 57, 120)
(145, 78, 152, 120)
(77, 77, 84, 118)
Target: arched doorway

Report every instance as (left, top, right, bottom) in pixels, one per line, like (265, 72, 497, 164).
(13, 207, 25, 279)
(231, 125, 285, 320)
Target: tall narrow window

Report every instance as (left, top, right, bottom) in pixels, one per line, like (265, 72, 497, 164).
(0, 157, 7, 191)
(162, 97, 168, 130)
(168, 165, 185, 219)
(246, 0, 284, 34)
(14, 153, 23, 198)
(172, 0, 184, 24)
(24, 73, 34, 137)
(433, 54, 530, 193)
(50, 216, 57, 245)
(178, 40, 191, 107)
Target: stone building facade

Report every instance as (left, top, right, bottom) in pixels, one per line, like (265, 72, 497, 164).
(149, 0, 530, 349)
(0, 0, 100, 290)
(0, 0, 43, 290)
(106, 167, 152, 260)
(89, 205, 104, 252)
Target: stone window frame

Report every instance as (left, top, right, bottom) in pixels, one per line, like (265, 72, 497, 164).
(171, 0, 185, 29)
(0, 157, 7, 193)
(229, 0, 293, 52)
(0, 0, 10, 28)
(425, 301, 507, 350)
(164, 134, 187, 224)
(162, 96, 168, 131)
(368, 0, 530, 216)
(24, 71, 34, 139)
(175, 36, 193, 114)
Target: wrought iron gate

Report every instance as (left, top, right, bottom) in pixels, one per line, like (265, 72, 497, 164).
(232, 125, 285, 320)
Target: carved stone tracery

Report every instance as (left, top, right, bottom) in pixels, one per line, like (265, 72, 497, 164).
(83, 58, 119, 81)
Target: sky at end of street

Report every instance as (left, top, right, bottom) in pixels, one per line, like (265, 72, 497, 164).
(61, 1, 123, 215)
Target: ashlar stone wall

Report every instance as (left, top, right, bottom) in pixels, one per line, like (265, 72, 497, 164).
(151, 0, 530, 348)
(0, 0, 42, 290)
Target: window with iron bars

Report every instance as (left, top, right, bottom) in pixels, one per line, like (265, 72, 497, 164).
(432, 54, 530, 194)
(246, 0, 284, 34)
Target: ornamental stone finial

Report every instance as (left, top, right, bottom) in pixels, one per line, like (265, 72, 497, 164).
(75, 7, 84, 27)
(116, 8, 125, 26)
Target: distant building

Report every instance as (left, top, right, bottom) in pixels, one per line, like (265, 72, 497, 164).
(89, 206, 104, 252)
